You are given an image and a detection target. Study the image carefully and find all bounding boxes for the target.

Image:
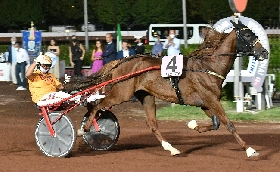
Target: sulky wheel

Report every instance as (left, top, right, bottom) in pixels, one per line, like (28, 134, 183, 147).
(83, 110, 120, 151)
(35, 113, 76, 157)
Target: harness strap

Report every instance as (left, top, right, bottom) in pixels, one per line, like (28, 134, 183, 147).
(186, 69, 225, 80)
(171, 76, 185, 105)
(206, 70, 225, 80)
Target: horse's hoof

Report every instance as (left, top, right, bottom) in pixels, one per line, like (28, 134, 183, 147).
(171, 148, 181, 156)
(187, 120, 198, 130)
(77, 128, 85, 137)
(246, 147, 259, 157)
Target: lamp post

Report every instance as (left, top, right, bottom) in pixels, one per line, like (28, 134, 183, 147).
(84, 0, 89, 51)
(182, 0, 188, 49)
(228, 0, 248, 112)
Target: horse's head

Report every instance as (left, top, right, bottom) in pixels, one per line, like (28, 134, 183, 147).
(230, 20, 268, 61)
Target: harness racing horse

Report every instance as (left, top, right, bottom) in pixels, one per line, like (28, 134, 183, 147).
(64, 20, 268, 157)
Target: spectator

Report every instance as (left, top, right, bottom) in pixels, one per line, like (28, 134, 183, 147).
(69, 35, 85, 77)
(133, 36, 145, 55)
(102, 33, 116, 65)
(117, 40, 137, 102)
(15, 42, 30, 90)
(116, 40, 136, 60)
(47, 38, 60, 78)
(163, 30, 169, 39)
(163, 30, 181, 56)
(151, 32, 163, 58)
(91, 40, 105, 95)
(47, 38, 60, 57)
(7, 37, 17, 84)
(91, 40, 104, 74)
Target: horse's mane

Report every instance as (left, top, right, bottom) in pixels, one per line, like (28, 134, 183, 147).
(188, 27, 228, 58)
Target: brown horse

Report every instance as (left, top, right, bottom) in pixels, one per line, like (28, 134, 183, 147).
(64, 20, 268, 157)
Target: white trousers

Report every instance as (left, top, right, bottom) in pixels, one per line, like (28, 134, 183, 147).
(10, 63, 17, 84)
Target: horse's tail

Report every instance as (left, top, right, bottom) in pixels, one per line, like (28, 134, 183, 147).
(62, 56, 140, 92)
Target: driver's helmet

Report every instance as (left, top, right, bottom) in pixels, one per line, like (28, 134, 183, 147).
(40, 55, 52, 65)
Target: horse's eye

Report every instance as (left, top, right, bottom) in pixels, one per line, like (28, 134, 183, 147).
(245, 33, 251, 38)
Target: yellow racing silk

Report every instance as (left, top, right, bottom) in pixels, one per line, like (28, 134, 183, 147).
(28, 70, 61, 103)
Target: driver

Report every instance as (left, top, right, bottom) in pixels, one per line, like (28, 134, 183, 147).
(26, 54, 65, 106)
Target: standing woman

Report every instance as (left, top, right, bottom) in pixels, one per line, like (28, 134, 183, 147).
(69, 35, 85, 77)
(91, 40, 104, 74)
(91, 40, 106, 95)
(47, 38, 60, 78)
(47, 38, 60, 56)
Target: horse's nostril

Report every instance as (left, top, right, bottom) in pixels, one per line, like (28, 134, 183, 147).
(261, 49, 268, 55)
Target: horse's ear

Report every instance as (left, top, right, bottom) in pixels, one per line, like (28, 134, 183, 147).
(238, 20, 243, 25)
(230, 20, 238, 29)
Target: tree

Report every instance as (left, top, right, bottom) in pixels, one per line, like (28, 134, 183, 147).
(0, 0, 44, 31)
(131, 0, 182, 27)
(243, 0, 279, 27)
(93, 0, 135, 30)
(0, 0, 279, 32)
(198, 0, 232, 24)
(43, 0, 84, 26)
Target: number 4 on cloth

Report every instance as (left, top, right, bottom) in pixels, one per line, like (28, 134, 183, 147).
(161, 55, 183, 77)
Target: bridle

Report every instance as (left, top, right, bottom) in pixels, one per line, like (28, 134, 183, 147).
(235, 27, 260, 55)
(185, 26, 261, 80)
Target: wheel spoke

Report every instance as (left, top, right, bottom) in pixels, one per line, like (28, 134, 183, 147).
(47, 138, 55, 154)
(56, 134, 71, 147)
(38, 131, 51, 136)
(56, 122, 69, 133)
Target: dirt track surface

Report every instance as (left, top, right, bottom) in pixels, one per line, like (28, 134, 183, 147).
(1, 81, 280, 172)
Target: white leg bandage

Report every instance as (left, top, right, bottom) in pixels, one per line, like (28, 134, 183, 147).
(246, 147, 259, 157)
(161, 140, 180, 156)
(77, 128, 85, 137)
(187, 120, 198, 130)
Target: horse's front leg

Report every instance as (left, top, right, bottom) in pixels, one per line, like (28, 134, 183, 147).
(192, 102, 258, 157)
(188, 107, 220, 133)
(142, 95, 180, 156)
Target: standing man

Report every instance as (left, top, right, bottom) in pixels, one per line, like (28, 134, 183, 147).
(69, 35, 85, 77)
(133, 36, 145, 55)
(7, 37, 17, 84)
(15, 42, 29, 90)
(102, 33, 116, 65)
(116, 40, 136, 60)
(151, 32, 163, 58)
(163, 30, 181, 56)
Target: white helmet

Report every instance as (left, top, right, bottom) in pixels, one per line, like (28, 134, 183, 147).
(40, 55, 52, 65)
(35, 54, 52, 65)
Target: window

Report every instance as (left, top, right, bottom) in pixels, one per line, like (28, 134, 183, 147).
(151, 27, 194, 39)
(198, 26, 207, 38)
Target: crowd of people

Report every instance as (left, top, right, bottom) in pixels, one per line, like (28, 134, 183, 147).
(6, 30, 181, 92)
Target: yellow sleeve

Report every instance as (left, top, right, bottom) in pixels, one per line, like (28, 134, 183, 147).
(49, 73, 62, 87)
(27, 73, 37, 82)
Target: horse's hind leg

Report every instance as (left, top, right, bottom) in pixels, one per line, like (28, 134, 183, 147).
(188, 107, 220, 132)
(141, 94, 180, 156)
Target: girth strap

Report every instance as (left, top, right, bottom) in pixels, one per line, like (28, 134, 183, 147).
(171, 77, 185, 105)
